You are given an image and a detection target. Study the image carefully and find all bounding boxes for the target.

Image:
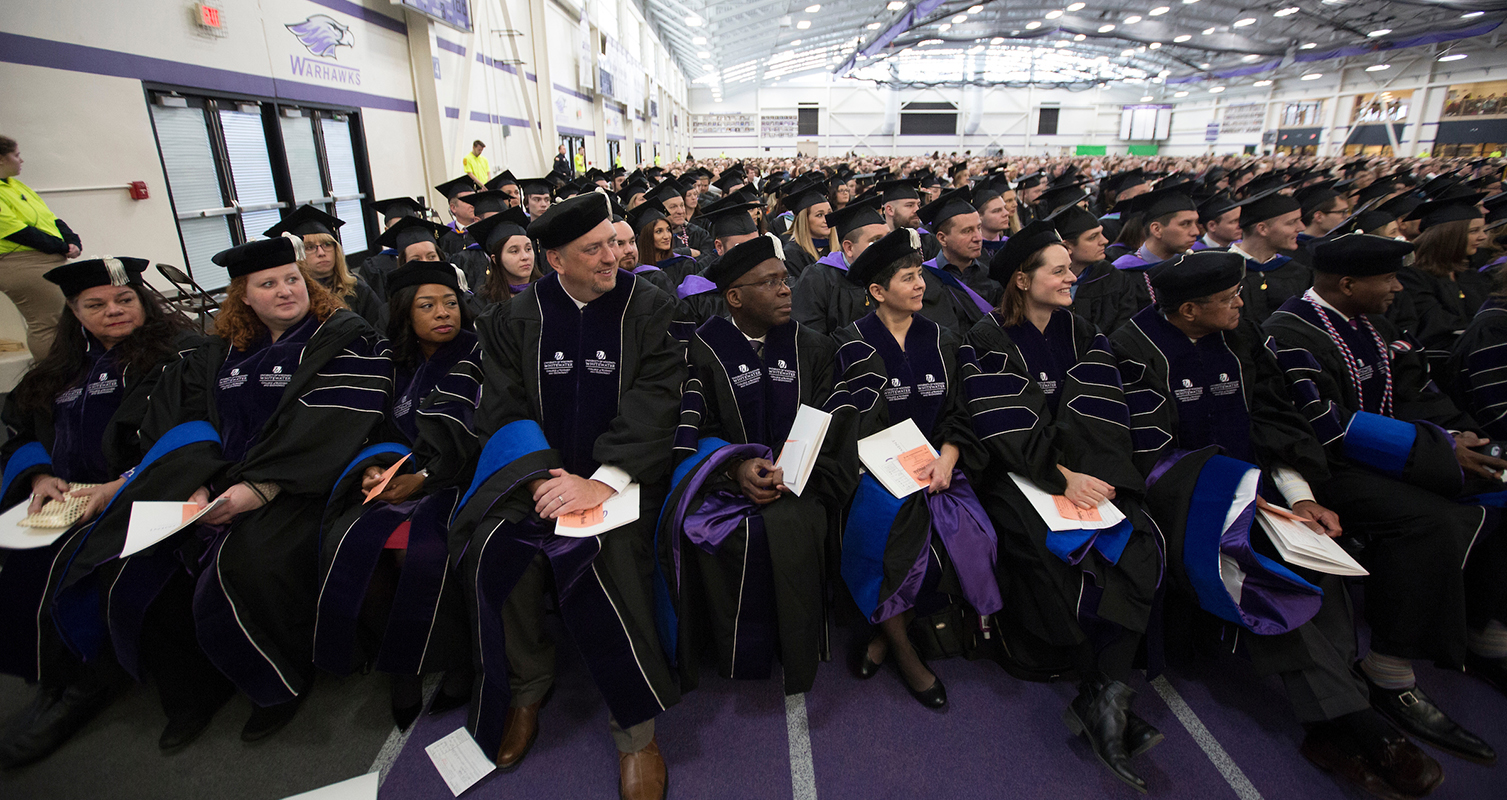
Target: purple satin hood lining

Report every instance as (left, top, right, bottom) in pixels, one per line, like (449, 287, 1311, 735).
(869, 471, 1003, 623)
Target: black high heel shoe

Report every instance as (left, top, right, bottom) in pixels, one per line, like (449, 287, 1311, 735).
(905, 672, 947, 710)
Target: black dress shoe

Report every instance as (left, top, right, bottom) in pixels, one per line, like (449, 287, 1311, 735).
(1301, 729, 1419, 800)
(1064, 679, 1148, 794)
(0, 681, 114, 769)
(906, 674, 947, 709)
(0, 685, 65, 744)
(392, 675, 423, 731)
(159, 711, 215, 753)
(241, 695, 304, 743)
(1360, 671, 1496, 765)
(1125, 710, 1164, 759)
(428, 670, 472, 716)
(853, 652, 883, 680)
(1463, 652, 1507, 697)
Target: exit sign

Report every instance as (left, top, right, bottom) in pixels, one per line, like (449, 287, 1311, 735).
(196, 3, 223, 29)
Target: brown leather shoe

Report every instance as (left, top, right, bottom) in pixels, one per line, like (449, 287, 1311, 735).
(1370, 738, 1445, 797)
(494, 701, 541, 773)
(619, 736, 668, 800)
(1301, 728, 1443, 800)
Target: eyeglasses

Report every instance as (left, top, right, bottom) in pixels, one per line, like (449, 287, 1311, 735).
(730, 275, 795, 291)
(1197, 286, 1243, 308)
(306, 242, 337, 252)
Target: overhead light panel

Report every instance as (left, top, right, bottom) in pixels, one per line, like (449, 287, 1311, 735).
(866, 22, 881, 29)
(938, 23, 951, 30)
(805, 4, 820, 11)
(796, 20, 811, 28)
(1026, 21, 1041, 28)
(1253, 79, 1272, 86)
(1124, 15, 1142, 24)
(1299, 42, 1317, 48)
(1203, 26, 1216, 34)
(1233, 18, 1255, 27)
(1199, 61, 1210, 68)
(1121, 48, 1135, 55)
(1149, 41, 1161, 48)
(1438, 53, 1467, 62)
(886, 1, 906, 9)
(1210, 86, 1225, 93)
(990, 36, 1005, 43)
(1075, 33, 1086, 40)
(1173, 34, 1191, 42)
(1141, 95, 1153, 101)
(1365, 63, 1390, 71)
(685, 13, 704, 26)
(1274, 6, 1298, 16)
(1046, 9, 1064, 19)
(1367, 29, 1391, 37)
(1462, 11, 1484, 17)
(968, 4, 984, 12)
(1300, 72, 1322, 79)
(952, 14, 968, 23)
(1150, 6, 1170, 15)
(1241, 54, 1260, 62)
(1098, 23, 1115, 32)
(1174, 90, 1189, 96)
(1067, 2, 1086, 9)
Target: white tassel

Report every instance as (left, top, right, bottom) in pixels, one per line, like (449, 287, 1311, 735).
(102, 256, 130, 286)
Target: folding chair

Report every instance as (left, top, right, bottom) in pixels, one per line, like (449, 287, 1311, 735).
(156, 263, 221, 334)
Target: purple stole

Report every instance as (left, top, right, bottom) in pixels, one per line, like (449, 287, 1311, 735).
(1133, 308, 1255, 464)
(677, 274, 717, 299)
(695, 317, 802, 448)
(214, 313, 320, 463)
(392, 330, 478, 444)
(854, 312, 947, 434)
(1003, 309, 1078, 414)
(1112, 245, 1162, 300)
(815, 251, 849, 272)
(50, 336, 126, 484)
(535, 275, 631, 475)
(922, 256, 992, 314)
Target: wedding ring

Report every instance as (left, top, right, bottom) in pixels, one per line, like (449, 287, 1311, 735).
(557, 495, 564, 504)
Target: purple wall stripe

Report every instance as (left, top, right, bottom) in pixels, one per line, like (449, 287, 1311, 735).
(0, 31, 417, 113)
(469, 110, 532, 127)
(557, 124, 595, 138)
(554, 83, 594, 102)
(444, 106, 460, 118)
(308, 0, 408, 34)
(606, 133, 626, 141)
(435, 37, 467, 56)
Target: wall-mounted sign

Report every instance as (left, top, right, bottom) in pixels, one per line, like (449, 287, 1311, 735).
(390, 0, 472, 33)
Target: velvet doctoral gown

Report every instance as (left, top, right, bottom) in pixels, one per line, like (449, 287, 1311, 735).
(1072, 259, 1140, 337)
(960, 308, 1163, 654)
(656, 317, 856, 696)
(448, 270, 685, 758)
(314, 330, 482, 677)
(1445, 298, 1507, 440)
(52, 310, 391, 705)
(833, 313, 1002, 628)
(1236, 253, 1312, 325)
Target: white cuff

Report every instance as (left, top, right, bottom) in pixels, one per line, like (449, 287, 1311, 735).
(589, 464, 632, 495)
(1270, 465, 1315, 507)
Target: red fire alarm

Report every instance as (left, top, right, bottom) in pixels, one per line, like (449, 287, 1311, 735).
(129, 181, 149, 200)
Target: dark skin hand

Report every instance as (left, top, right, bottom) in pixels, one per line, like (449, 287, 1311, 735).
(1455, 431, 1507, 481)
(733, 457, 786, 505)
(360, 466, 426, 504)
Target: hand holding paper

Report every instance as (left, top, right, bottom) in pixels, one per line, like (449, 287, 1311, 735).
(363, 454, 412, 503)
(774, 405, 832, 497)
(121, 496, 230, 558)
(554, 482, 640, 537)
(858, 419, 940, 498)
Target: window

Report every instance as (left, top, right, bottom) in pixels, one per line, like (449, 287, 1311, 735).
(146, 87, 372, 289)
(1037, 107, 1061, 136)
(900, 102, 957, 136)
(1281, 101, 1323, 128)
(798, 107, 820, 136)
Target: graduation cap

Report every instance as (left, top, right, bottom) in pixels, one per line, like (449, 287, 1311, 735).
(1377, 192, 1423, 221)
(914, 171, 943, 189)
(1310, 232, 1414, 276)
(917, 188, 975, 231)
(825, 195, 886, 243)
(698, 198, 761, 239)
(1333, 210, 1400, 237)
(1239, 172, 1289, 198)
(213, 236, 301, 279)
(1051, 164, 1081, 187)
(264, 204, 344, 239)
(1036, 181, 1090, 216)
(44, 256, 147, 297)
(1354, 176, 1401, 206)
(1484, 192, 1507, 227)
(1150, 250, 1245, 308)
(1417, 173, 1461, 199)
(585, 168, 608, 184)
(1102, 169, 1149, 197)
(789, 189, 830, 215)
(712, 171, 747, 194)
(1294, 181, 1341, 214)
(467, 206, 531, 254)
(1014, 172, 1047, 191)
(466, 190, 515, 217)
(435, 175, 481, 201)
(707, 232, 784, 291)
(554, 180, 585, 201)
(1235, 187, 1302, 227)
(375, 216, 448, 254)
(618, 180, 650, 205)
(369, 197, 425, 223)
(1434, 181, 1486, 202)
(644, 178, 686, 205)
(846, 227, 922, 288)
(485, 171, 519, 191)
(1407, 195, 1484, 232)
(1049, 203, 1103, 242)
(527, 191, 614, 250)
(1197, 193, 1240, 225)
(877, 178, 921, 203)
(625, 199, 669, 233)
(989, 220, 1063, 284)
(1116, 182, 1198, 221)
(520, 176, 555, 197)
(949, 161, 969, 178)
(386, 260, 461, 296)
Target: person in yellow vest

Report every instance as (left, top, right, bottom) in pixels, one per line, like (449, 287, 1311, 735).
(464, 141, 490, 185)
(0, 136, 71, 359)
(573, 150, 585, 176)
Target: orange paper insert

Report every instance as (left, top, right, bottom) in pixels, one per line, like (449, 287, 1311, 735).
(896, 445, 936, 487)
(1052, 495, 1104, 523)
(364, 454, 413, 503)
(181, 503, 203, 524)
(557, 504, 606, 528)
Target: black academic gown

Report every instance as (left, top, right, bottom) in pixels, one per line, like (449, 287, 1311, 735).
(0, 330, 201, 682)
(1389, 265, 1491, 369)
(449, 270, 684, 758)
(788, 251, 969, 337)
(313, 331, 482, 677)
(361, 251, 400, 301)
(777, 234, 818, 280)
(439, 226, 472, 257)
(960, 309, 1162, 654)
(833, 314, 1002, 629)
(1111, 309, 1365, 690)
(1265, 296, 1507, 666)
(1446, 298, 1507, 440)
(1236, 251, 1313, 325)
(451, 248, 492, 294)
(52, 311, 391, 705)
(1072, 260, 1140, 336)
(657, 317, 855, 695)
(321, 274, 387, 331)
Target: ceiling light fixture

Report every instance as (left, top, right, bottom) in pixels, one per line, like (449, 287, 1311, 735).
(1274, 6, 1298, 16)
(1203, 26, 1216, 34)
(1067, 2, 1086, 9)
(991, 36, 1005, 43)
(1026, 20, 1041, 28)
(886, 0, 906, 9)
(692, 36, 706, 44)
(1210, 86, 1225, 92)
(1241, 53, 1260, 61)
(1046, 9, 1064, 19)
(1367, 29, 1391, 37)
(866, 22, 881, 29)
(697, 50, 710, 58)
(1462, 11, 1484, 17)
(1174, 90, 1189, 96)
(1150, 6, 1170, 15)
(1075, 33, 1087, 40)
(804, 4, 820, 11)
(1200, 62, 1211, 68)
(1141, 95, 1154, 101)
(952, 14, 968, 23)
(1121, 48, 1135, 55)
(1253, 79, 1272, 86)
(1300, 72, 1322, 79)
(1233, 17, 1256, 26)
(1124, 15, 1142, 24)
(1438, 53, 1467, 62)
(1365, 63, 1390, 71)
(1299, 42, 1317, 49)
(968, 4, 984, 12)
(1098, 23, 1116, 32)
(938, 23, 951, 30)
(1149, 41, 1161, 48)
(1174, 34, 1191, 42)
(796, 20, 811, 28)
(685, 13, 704, 26)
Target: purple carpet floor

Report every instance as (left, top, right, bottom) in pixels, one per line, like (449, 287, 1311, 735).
(377, 623, 1507, 800)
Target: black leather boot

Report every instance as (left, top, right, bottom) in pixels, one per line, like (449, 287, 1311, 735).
(0, 680, 114, 769)
(1064, 679, 1148, 793)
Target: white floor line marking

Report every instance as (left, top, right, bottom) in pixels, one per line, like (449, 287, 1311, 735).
(371, 673, 442, 785)
(1150, 675, 1264, 800)
(785, 691, 818, 800)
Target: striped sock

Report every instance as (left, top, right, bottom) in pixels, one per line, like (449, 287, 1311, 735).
(1360, 651, 1416, 690)
(1468, 620, 1507, 660)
